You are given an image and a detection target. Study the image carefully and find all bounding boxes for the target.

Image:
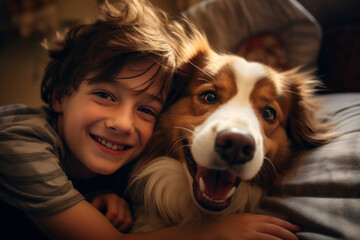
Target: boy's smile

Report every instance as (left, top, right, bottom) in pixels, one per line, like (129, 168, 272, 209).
(53, 58, 165, 179)
(91, 134, 132, 152)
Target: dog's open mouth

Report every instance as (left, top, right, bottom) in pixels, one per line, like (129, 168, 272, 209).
(183, 139, 241, 212)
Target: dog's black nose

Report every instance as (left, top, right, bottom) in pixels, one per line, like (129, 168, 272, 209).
(215, 128, 255, 165)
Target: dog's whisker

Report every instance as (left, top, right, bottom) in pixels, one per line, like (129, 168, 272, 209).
(169, 134, 193, 156)
(282, 89, 297, 95)
(195, 78, 212, 84)
(167, 135, 193, 156)
(169, 142, 190, 157)
(188, 61, 215, 80)
(167, 136, 186, 156)
(173, 126, 196, 135)
(264, 156, 278, 177)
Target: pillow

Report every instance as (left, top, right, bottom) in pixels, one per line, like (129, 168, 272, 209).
(236, 33, 289, 70)
(261, 93, 360, 240)
(183, 0, 322, 68)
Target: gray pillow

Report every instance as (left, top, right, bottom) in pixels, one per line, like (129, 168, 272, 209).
(183, 0, 321, 68)
(262, 93, 360, 240)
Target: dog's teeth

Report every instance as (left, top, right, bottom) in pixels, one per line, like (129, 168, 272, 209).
(202, 193, 226, 203)
(199, 177, 205, 192)
(225, 186, 236, 200)
(199, 177, 236, 202)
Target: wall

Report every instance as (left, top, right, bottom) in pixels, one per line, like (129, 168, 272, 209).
(0, 0, 188, 108)
(0, 0, 100, 107)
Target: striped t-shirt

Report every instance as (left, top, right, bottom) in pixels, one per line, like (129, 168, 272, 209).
(0, 104, 84, 216)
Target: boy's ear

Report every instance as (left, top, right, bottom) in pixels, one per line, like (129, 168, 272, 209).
(51, 92, 64, 113)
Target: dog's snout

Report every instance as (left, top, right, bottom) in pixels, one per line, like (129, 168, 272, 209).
(215, 128, 255, 165)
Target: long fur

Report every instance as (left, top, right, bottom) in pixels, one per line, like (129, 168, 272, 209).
(128, 17, 333, 233)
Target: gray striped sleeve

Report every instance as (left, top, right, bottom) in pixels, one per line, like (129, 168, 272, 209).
(0, 105, 84, 216)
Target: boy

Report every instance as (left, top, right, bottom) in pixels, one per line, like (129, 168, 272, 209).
(0, 0, 300, 239)
(0, 0, 174, 238)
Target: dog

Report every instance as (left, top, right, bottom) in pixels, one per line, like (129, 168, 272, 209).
(128, 20, 332, 233)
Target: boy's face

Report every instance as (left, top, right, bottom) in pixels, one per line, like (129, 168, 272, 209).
(53, 58, 165, 178)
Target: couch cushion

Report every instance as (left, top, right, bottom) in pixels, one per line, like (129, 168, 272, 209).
(261, 93, 360, 240)
(183, 0, 322, 68)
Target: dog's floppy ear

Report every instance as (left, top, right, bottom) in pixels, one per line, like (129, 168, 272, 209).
(283, 69, 333, 149)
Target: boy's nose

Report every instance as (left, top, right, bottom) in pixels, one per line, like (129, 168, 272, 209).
(105, 106, 134, 134)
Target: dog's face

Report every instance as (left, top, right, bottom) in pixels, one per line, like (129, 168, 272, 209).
(139, 47, 328, 214)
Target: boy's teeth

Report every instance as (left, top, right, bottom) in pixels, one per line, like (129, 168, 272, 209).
(94, 136, 125, 150)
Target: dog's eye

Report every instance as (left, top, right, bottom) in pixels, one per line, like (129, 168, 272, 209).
(262, 106, 276, 123)
(200, 90, 217, 104)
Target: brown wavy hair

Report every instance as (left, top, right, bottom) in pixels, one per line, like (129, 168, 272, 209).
(41, 0, 176, 109)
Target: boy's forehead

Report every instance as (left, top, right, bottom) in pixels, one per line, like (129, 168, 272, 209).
(119, 57, 158, 79)
(114, 58, 164, 98)
(84, 57, 165, 101)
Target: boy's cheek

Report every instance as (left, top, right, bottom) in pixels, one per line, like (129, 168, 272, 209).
(141, 124, 156, 146)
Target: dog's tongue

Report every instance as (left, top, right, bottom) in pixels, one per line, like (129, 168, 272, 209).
(196, 165, 237, 199)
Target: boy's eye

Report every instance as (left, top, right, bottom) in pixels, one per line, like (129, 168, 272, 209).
(138, 107, 156, 117)
(94, 91, 114, 101)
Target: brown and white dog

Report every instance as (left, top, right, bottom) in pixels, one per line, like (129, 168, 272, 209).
(129, 20, 331, 233)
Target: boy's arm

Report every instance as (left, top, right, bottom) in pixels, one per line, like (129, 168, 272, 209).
(91, 193, 133, 232)
(28, 200, 195, 240)
(29, 200, 300, 240)
(28, 200, 125, 240)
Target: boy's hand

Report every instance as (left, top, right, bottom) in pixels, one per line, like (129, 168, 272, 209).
(91, 193, 132, 232)
(196, 213, 300, 240)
